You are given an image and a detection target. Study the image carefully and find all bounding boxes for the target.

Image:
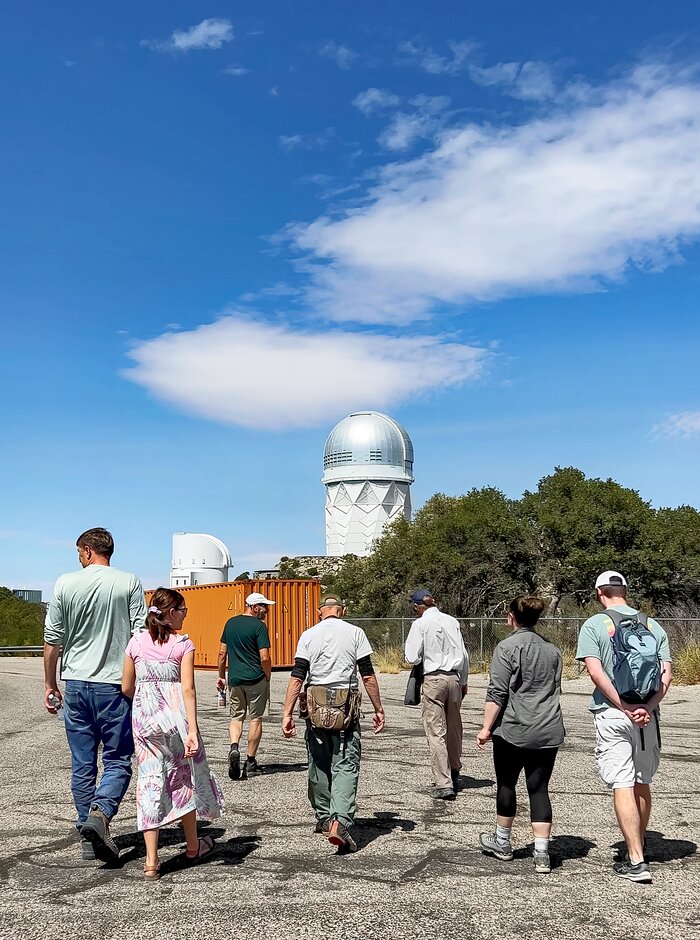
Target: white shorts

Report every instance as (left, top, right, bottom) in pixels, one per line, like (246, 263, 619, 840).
(594, 707, 661, 789)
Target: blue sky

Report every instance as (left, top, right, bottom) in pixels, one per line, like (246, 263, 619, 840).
(2, 1, 700, 596)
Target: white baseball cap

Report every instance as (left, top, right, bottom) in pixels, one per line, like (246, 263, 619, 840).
(246, 592, 275, 606)
(594, 571, 628, 590)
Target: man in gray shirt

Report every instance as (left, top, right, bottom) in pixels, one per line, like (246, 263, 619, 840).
(44, 528, 146, 861)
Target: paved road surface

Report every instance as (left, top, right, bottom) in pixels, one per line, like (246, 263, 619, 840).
(0, 659, 698, 940)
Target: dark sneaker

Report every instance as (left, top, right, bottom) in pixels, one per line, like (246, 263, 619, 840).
(612, 860, 652, 883)
(80, 808, 120, 863)
(479, 832, 514, 861)
(244, 757, 263, 777)
(534, 852, 551, 873)
(326, 820, 357, 853)
(451, 769, 460, 792)
(80, 838, 96, 861)
(430, 787, 456, 801)
(228, 747, 241, 780)
(314, 819, 329, 835)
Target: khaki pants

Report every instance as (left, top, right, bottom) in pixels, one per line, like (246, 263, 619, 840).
(421, 674, 463, 789)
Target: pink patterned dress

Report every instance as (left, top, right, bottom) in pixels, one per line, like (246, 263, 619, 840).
(126, 631, 224, 831)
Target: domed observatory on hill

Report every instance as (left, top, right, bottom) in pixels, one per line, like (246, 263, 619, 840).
(322, 412, 414, 557)
(170, 533, 232, 587)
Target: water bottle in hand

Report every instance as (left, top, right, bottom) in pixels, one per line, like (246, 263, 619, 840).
(217, 686, 227, 708)
(48, 692, 65, 722)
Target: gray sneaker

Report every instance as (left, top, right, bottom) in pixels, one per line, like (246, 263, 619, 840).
(80, 808, 120, 863)
(430, 787, 456, 801)
(479, 832, 514, 861)
(534, 852, 551, 873)
(80, 837, 96, 861)
(612, 860, 652, 883)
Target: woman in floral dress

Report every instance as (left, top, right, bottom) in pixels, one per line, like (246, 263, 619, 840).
(122, 587, 223, 877)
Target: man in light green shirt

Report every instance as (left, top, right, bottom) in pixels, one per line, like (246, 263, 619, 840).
(43, 527, 146, 862)
(576, 571, 672, 885)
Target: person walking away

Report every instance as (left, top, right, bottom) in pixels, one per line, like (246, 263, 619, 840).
(281, 595, 385, 852)
(477, 596, 565, 874)
(404, 589, 468, 800)
(576, 571, 672, 884)
(122, 588, 223, 878)
(43, 527, 147, 862)
(217, 592, 273, 780)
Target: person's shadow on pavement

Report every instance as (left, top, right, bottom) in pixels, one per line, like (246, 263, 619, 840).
(612, 829, 697, 864)
(514, 835, 596, 869)
(350, 811, 417, 851)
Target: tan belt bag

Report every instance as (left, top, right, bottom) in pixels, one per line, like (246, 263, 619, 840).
(306, 685, 362, 731)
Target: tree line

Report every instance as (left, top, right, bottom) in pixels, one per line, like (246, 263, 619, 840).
(0, 588, 45, 647)
(325, 467, 700, 619)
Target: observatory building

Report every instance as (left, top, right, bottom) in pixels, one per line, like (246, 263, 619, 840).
(170, 532, 232, 588)
(322, 411, 414, 557)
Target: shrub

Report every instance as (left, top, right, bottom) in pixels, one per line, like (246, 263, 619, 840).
(673, 645, 700, 685)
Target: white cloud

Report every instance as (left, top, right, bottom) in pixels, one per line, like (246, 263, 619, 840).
(398, 39, 475, 75)
(123, 316, 487, 430)
(223, 65, 249, 76)
(378, 94, 451, 151)
(353, 88, 401, 116)
(293, 65, 700, 323)
(379, 113, 434, 151)
(142, 18, 234, 53)
(653, 411, 700, 439)
(279, 134, 303, 149)
(319, 41, 359, 70)
(469, 59, 556, 100)
(278, 129, 337, 150)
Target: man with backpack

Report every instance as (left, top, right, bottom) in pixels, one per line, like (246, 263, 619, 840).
(576, 571, 672, 883)
(281, 595, 385, 853)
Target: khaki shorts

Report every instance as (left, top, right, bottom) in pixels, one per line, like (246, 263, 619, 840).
(594, 707, 661, 789)
(229, 676, 269, 721)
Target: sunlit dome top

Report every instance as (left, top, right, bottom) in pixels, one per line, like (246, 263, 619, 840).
(323, 412, 414, 475)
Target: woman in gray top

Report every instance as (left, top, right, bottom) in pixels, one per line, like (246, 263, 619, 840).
(476, 596, 565, 874)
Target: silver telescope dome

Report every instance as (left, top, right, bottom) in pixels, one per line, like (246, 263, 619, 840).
(323, 412, 414, 475)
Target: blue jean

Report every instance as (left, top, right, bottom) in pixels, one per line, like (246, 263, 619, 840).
(63, 680, 134, 826)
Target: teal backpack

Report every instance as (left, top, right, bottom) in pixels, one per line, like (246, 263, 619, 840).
(607, 610, 661, 705)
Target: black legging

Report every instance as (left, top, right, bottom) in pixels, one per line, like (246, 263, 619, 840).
(492, 735, 558, 823)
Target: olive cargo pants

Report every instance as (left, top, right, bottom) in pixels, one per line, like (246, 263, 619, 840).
(422, 673, 463, 789)
(305, 721, 361, 830)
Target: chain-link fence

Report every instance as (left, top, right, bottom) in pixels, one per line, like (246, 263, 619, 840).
(354, 617, 700, 667)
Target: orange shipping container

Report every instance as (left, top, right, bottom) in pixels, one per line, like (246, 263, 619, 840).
(145, 580, 322, 669)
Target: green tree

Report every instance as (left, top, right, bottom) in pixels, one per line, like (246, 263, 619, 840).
(639, 506, 700, 608)
(522, 467, 654, 610)
(0, 587, 45, 647)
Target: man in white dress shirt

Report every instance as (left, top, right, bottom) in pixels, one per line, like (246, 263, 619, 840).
(404, 589, 469, 800)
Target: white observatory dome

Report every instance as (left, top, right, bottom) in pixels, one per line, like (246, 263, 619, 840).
(323, 412, 414, 481)
(322, 412, 414, 557)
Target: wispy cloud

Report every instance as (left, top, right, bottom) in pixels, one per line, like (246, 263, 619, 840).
(278, 128, 337, 150)
(397, 39, 475, 75)
(142, 18, 234, 53)
(123, 315, 488, 430)
(378, 95, 451, 151)
(353, 88, 401, 116)
(223, 65, 248, 76)
(469, 59, 556, 100)
(653, 411, 700, 439)
(292, 64, 700, 323)
(319, 41, 359, 70)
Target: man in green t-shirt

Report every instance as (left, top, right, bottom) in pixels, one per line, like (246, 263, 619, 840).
(217, 592, 273, 780)
(576, 571, 672, 884)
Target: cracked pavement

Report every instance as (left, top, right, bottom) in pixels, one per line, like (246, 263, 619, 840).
(1, 659, 698, 940)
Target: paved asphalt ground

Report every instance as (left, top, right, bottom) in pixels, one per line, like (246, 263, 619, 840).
(0, 659, 698, 940)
